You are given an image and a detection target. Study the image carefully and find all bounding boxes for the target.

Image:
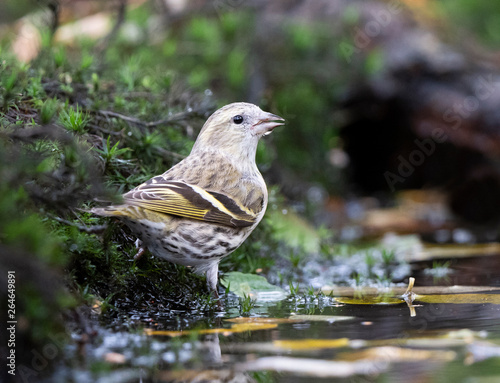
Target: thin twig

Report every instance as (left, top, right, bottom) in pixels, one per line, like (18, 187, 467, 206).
(8, 124, 74, 144)
(98, 108, 204, 128)
(404, 277, 415, 295)
(48, 213, 108, 234)
(402, 277, 416, 317)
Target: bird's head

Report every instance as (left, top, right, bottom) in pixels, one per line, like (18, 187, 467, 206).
(192, 102, 285, 159)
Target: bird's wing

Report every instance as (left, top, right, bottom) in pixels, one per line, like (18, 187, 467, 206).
(122, 179, 258, 228)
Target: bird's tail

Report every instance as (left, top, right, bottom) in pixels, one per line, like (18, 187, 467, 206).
(90, 205, 130, 218)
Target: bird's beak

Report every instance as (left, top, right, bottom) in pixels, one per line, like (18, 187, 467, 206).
(252, 111, 285, 136)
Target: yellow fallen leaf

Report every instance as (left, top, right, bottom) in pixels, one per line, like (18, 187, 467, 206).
(226, 317, 297, 324)
(335, 296, 404, 305)
(288, 315, 355, 322)
(338, 346, 456, 362)
(323, 285, 500, 297)
(144, 322, 277, 337)
(273, 338, 350, 350)
(415, 294, 500, 304)
(336, 293, 500, 306)
(331, 276, 500, 308)
(225, 322, 278, 333)
(225, 315, 354, 325)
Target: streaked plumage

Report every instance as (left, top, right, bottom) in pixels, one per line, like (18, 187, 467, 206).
(92, 102, 284, 299)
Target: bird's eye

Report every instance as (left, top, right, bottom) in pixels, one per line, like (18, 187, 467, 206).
(232, 115, 244, 124)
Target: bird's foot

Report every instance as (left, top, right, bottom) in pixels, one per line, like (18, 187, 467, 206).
(216, 300, 223, 310)
(211, 288, 224, 310)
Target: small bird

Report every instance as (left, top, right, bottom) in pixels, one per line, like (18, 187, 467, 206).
(92, 102, 284, 301)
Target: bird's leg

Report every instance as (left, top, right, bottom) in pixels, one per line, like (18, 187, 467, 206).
(206, 262, 223, 309)
(133, 238, 147, 260)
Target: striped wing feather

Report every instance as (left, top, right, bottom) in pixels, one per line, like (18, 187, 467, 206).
(122, 180, 257, 228)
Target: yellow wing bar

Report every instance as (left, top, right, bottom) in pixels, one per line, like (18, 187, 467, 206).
(122, 180, 257, 228)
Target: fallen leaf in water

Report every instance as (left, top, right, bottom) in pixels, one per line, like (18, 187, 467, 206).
(338, 346, 456, 362)
(223, 330, 487, 356)
(144, 322, 277, 337)
(226, 315, 354, 324)
(335, 295, 404, 305)
(403, 279, 500, 305)
(151, 316, 354, 338)
(226, 317, 294, 324)
(415, 286, 500, 294)
(273, 338, 350, 350)
(289, 314, 355, 322)
(334, 283, 500, 308)
(415, 293, 500, 304)
(336, 293, 500, 307)
(323, 285, 500, 296)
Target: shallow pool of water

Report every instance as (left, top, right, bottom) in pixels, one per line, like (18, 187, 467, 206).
(54, 254, 500, 383)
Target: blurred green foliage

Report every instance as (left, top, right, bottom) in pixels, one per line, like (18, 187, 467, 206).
(438, 1, 500, 46)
